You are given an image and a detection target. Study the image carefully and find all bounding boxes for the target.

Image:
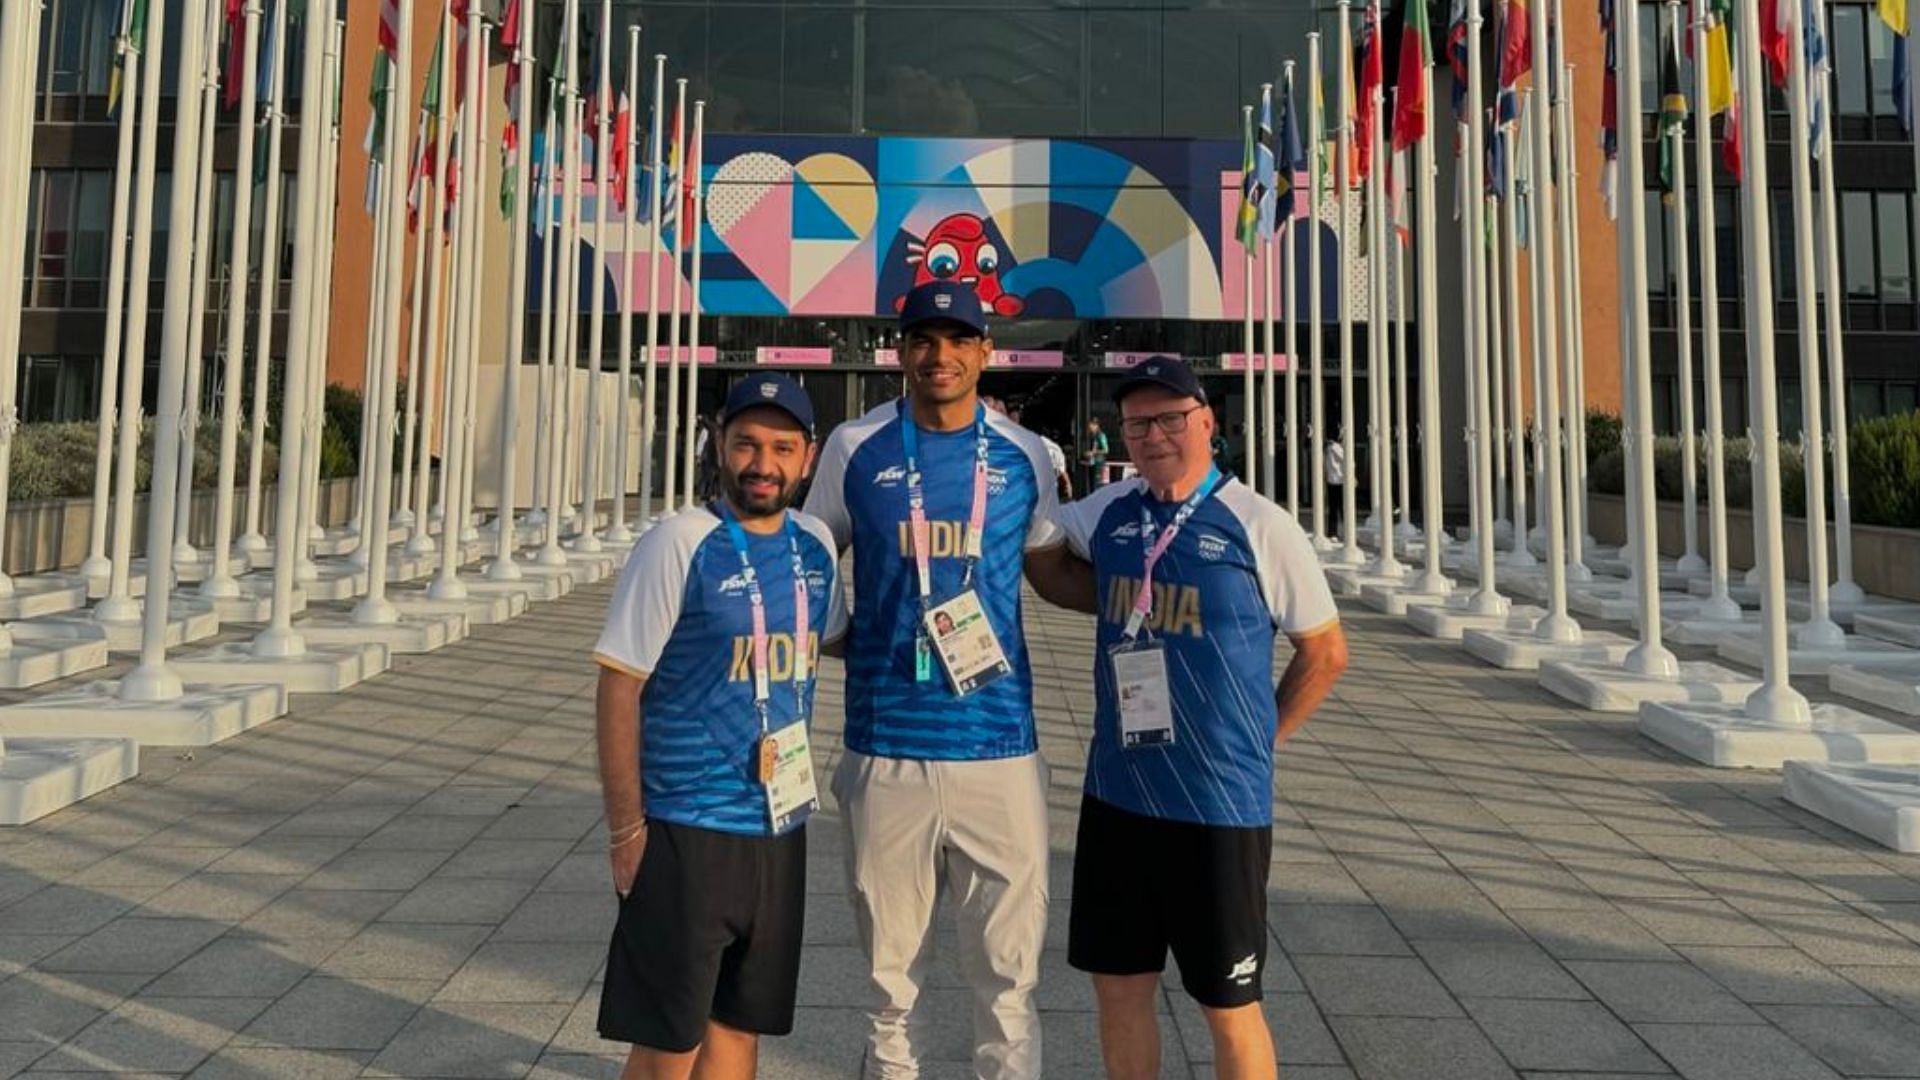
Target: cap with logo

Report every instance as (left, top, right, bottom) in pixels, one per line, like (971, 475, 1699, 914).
(1113, 355, 1208, 406)
(721, 373, 816, 437)
(898, 281, 989, 337)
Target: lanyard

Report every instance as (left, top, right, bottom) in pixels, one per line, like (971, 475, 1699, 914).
(898, 399, 991, 600)
(715, 503, 812, 735)
(1124, 467, 1222, 641)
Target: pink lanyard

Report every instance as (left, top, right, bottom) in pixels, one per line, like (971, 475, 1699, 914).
(1123, 468, 1222, 641)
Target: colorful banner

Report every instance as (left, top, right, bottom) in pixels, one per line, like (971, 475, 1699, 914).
(754, 346, 834, 365)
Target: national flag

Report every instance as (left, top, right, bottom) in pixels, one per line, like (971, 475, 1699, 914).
(453, 0, 472, 108)
(1599, 0, 1620, 219)
(1449, 0, 1470, 121)
(681, 114, 701, 239)
(1389, 143, 1411, 244)
(377, 0, 399, 54)
(499, 119, 517, 219)
(1393, 0, 1432, 149)
(1658, 11, 1687, 201)
(256, 0, 279, 108)
(1313, 61, 1331, 192)
(501, 0, 522, 107)
(1881, 0, 1910, 133)
(407, 30, 445, 233)
(611, 91, 633, 212)
(1488, 110, 1511, 198)
(108, 0, 149, 114)
(221, 0, 246, 109)
(1278, 70, 1306, 221)
(1514, 107, 1532, 248)
(1807, 0, 1830, 154)
(1354, 0, 1384, 182)
(1759, 0, 1791, 88)
(1256, 85, 1278, 237)
(1702, 0, 1735, 115)
(364, 49, 391, 214)
(1723, 0, 1746, 177)
(661, 101, 683, 230)
(1237, 107, 1260, 249)
(1498, 0, 1533, 124)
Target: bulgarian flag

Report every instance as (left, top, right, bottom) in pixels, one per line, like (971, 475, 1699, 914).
(1392, 0, 1431, 151)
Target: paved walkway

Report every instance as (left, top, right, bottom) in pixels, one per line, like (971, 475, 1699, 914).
(3, 580, 1920, 1079)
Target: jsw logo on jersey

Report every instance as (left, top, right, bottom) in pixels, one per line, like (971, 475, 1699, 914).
(717, 573, 752, 597)
(1108, 520, 1142, 541)
(896, 520, 977, 559)
(1103, 576, 1205, 637)
(727, 632, 822, 684)
(872, 465, 908, 488)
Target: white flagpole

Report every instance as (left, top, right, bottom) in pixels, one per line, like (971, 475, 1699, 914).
(1688, 5, 1738, 620)
(1261, 83, 1279, 502)
(1465, 0, 1504, 613)
(529, 92, 557, 531)
(1370, 81, 1400, 575)
(1783, 0, 1843, 646)
(430, 1, 485, 599)
(1499, 115, 1532, 568)
(81, 28, 143, 587)
(1284, 65, 1301, 518)
(407, 21, 455, 558)
(1554, 51, 1592, 581)
(168, 7, 221, 574)
(1391, 157, 1412, 544)
(661, 79, 688, 515)
(397, 121, 430, 532)
(1241, 104, 1258, 497)
(534, 89, 581, 566)
(0, 0, 42, 616)
(681, 100, 707, 508)
(204, 0, 265, 599)
(1618, 0, 1679, 671)
(576, 0, 612, 551)
(1664, 1, 1706, 582)
(1336, 1, 1361, 564)
(456, 25, 489, 551)
(1415, 22, 1449, 594)
(299, 16, 344, 576)
(1308, 35, 1329, 546)
(490, 14, 536, 575)
(637, 54, 666, 529)
(1811, 21, 1860, 606)
(605, 26, 641, 545)
(240, 0, 287, 557)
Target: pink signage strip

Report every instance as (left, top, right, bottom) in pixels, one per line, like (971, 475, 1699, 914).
(988, 350, 1065, 369)
(874, 348, 899, 367)
(658, 346, 718, 366)
(755, 346, 835, 366)
(1103, 351, 1170, 369)
(1219, 353, 1290, 372)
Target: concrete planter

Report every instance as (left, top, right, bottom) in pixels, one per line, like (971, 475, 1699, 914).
(1587, 492, 1920, 603)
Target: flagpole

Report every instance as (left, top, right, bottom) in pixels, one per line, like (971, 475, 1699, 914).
(1391, 153, 1412, 545)
(1812, 28, 1858, 606)
(457, 23, 489, 553)
(397, 112, 429, 533)
(681, 99, 707, 509)
(1370, 79, 1400, 575)
(300, 16, 345, 575)
(0, 0, 43, 615)
(489, 1, 538, 576)
(430, 0, 483, 600)
(1414, 13, 1450, 594)
(1783, 0, 1844, 647)
(1336, 0, 1361, 565)
(1308, 34, 1329, 547)
(239, 0, 286, 559)
(204, 0, 265, 600)
(605, 25, 641, 545)
(409, 19, 454, 558)
(1260, 82, 1279, 503)
(661, 79, 688, 516)
(1554, 49, 1592, 581)
(162, 4, 221, 577)
(548, 87, 584, 552)
(1657, 0, 1707, 584)
(1241, 103, 1258, 497)
(637, 54, 666, 530)
(1465, 0, 1505, 614)
(529, 92, 557, 532)
(1284, 65, 1301, 518)
(575, 0, 612, 552)
(81, 25, 142, 587)
(1499, 112, 1533, 570)
(1683, 11, 1738, 621)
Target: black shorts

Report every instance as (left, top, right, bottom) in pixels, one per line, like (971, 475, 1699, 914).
(597, 820, 806, 1052)
(1067, 794, 1272, 1009)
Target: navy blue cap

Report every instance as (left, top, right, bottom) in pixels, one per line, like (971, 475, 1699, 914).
(721, 373, 816, 437)
(899, 281, 989, 337)
(1113, 355, 1208, 406)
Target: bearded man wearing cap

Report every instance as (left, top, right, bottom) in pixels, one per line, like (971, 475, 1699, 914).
(592, 373, 849, 1075)
(805, 280, 1085, 1078)
(1047, 355, 1349, 1079)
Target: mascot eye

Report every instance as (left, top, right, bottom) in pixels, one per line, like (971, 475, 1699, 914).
(926, 242, 961, 278)
(976, 244, 999, 274)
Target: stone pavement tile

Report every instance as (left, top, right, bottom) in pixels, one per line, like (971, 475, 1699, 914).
(0, 934, 72, 979)
(491, 889, 618, 944)
(144, 936, 339, 999)
(1565, 961, 1764, 1024)
(536, 852, 610, 893)
(1462, 864, 1614, 911)
(378, 876, 538, 926)
(1326, 1016, 1518, 1080)
(1757, 1004, 1920, 1077)
(1411, 827, 1544, 869)
(477, 806, 603, 842)
(1507, 823, 1646, 860)
(364, 1001, 568, 1079)
(38, 918, 227, 976)
(1630, 835, 1780, 872)
(411, 785, 536, 818)
(1378, 893, 1530, 944)
(237, 888, 405, 941)
(315, 923, 491, 982)
(1267, 861, 1372, 905)
(1304, 817, 1434, 855)
(270, 803, 410, 839)
(1678, 946, 1877, 1006)
(135, 873, 305, 923)
(437, 838, 577, 881)
(1837, 966, 1920, 1019)
(356, 813, 495, 852)
(1269, 904, 1413, 956)
(302, 847, 453, 891)
(237, 977, 437, 1050)
(1867, 903, 1920, 947)
(1562, 859, 1713, 900)
(1632, 1023, 1843, 1080)
(1412, 940, 1588, 1000)
(1614, 899, 1791, 948)
(542, 993, 623, 1058)
(1462, 997, 1666, 1073)
(800, 897, 859, 947)
(0, 1043, 48, 1076)
(1170, 991, 1344, 1067)
(32, 995, 268, 1074)
(1292, 956, 1461, 1018)
(201, 835, 359, 877)
(526, 1053, 622, 1080)
(1680, 872, 1837, 916)
(750, 1005, 870, 1078)
(186, 1046, 373, 1079)
(795, 944, 881, 1008)
(434, 942, 605, 1004)
(1507, 906, 1680, 962)
(1760, 913, 1920, 967)
(0, 885, 153, 937)
(1472, 796, 1602, 829)
(1790, 863, 1920, 905)
(66, 846, 230, 890)
(1733, 829, 1882, 867)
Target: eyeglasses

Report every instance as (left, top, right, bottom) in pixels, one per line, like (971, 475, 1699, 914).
(1119, 405, 1206, 439)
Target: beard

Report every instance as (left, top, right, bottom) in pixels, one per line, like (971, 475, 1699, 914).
(721, 468, 799, 519)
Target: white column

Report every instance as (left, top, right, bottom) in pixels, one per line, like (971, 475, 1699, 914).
(528, 95, 557, 531)
(81, 35, 142, 584)
(543, 88, 584, 556)
(1260, 83, 1278, 502)
(1414, 36, 1449, 593)
(575, 0, 612, 552)
(408, 4, 455, 557)
(429, 1, 485, 599)
(240, 0, 288, 557)
(636, 53, 667, 529)
(455, 23, 489, 550)
(1392, 166, 1412, 544)
(396, 116, 430, 531)
(1284, 63, 1301, 519)
(1690, 4, 1739, 620)
(0, 0, 45, 615)
(1369, 84, 1400, 575)
(167, 6, 221, 572)
(605, 26, 641, 545)
(680, 100, 707, 509)
(1668, 5, 1706, 580)
(490, 27, 535, 578)
(1241, 104, 1258, 498)
(1500, 119, 1533, 568)
(660, 79, 687, 516)
(1465, 0, 1504, 613)
(1337, 1, 1361, 564)
(1554, 51, 1592, 581)
(1812, 36, 1861, 605)
(1307, 34, 1328, 545)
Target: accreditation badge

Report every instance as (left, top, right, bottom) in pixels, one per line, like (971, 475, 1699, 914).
(759, 720, 819, 832)
(922, 589, 1013, 697)
(1109, 640, 1174, 748)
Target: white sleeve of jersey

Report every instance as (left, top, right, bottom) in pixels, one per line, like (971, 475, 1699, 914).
(989, 413, 1065, 551)
(1221, 485, 1340, 636)
(798, 513, 851, 645)
(592, 512, 711, 677)
(801, 429, 854, 551)
(1055, 479, 1138, 561)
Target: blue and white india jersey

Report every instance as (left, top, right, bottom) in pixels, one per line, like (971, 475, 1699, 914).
(593, 507, 849, 836)
(804, 402, 1063, 760)
(1057, 477, 1339, 827)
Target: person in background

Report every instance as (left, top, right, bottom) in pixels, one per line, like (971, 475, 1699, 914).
(1010, 404, 1073, 500)
(1083, 417, 1110, 489)
(1323, 438, 1345, 539)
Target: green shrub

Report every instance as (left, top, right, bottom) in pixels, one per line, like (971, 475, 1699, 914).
(1848, 411, 1920, 528)
(6, 420, 279, 502)
(1586, 410, 1623, 464)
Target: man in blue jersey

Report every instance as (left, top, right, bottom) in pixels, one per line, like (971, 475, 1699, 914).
(593, 373, 848, 1077)
(806, 281, 1075, 1078)
(1050, 356, 1348, 1079)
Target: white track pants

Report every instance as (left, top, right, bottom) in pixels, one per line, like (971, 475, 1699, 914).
(832, 749, 1050, 1080)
